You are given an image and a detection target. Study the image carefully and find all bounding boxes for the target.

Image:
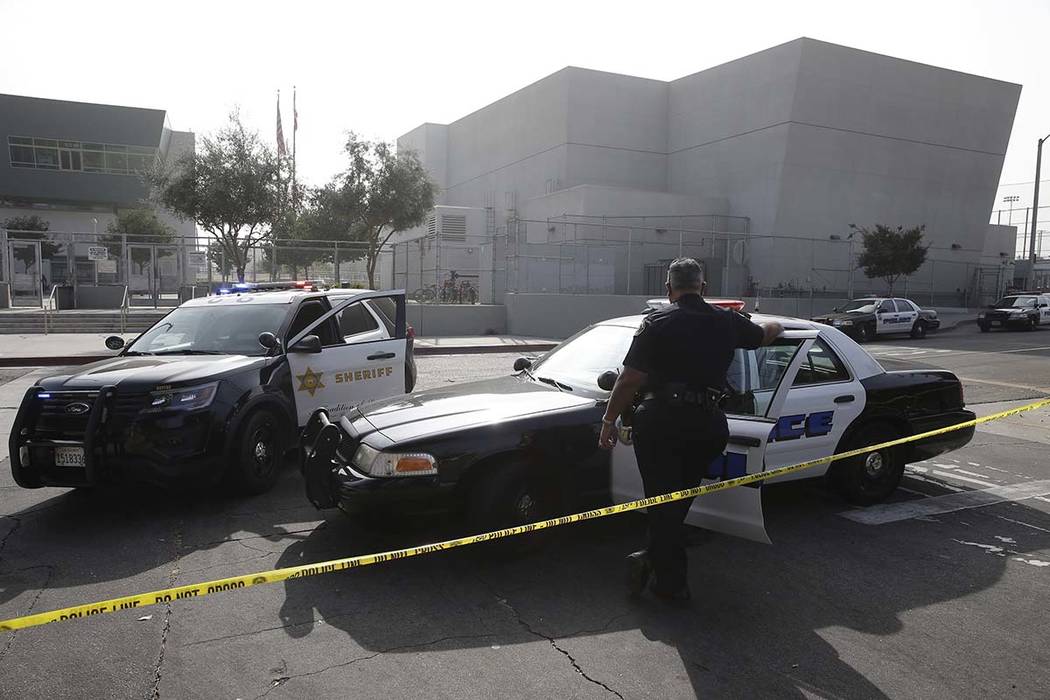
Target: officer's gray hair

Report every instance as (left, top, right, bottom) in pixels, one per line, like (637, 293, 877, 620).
(666, 258, 704, 291)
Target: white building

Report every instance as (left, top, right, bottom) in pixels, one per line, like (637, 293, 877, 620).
(396, 38, 1021, 305)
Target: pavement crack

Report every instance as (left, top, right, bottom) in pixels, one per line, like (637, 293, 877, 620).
(493, 593, 624, 699)
(0, 515, 21, 564)
(0, 564, 53, 664)
(148, 522, 183, 700)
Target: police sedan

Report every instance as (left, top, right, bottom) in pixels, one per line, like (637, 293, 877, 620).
(301, 308, 974, 541)
(10, 287, 414, 494)
(811, 297, 940, 341)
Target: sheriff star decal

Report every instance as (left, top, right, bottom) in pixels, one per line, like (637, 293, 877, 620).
(296, 367, 325, 397)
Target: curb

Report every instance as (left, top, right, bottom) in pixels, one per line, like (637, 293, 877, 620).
(0, 343, 561, 368)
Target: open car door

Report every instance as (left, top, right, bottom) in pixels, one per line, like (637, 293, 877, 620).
(285, 290, 408, 426)
(609, 330, 817, 544)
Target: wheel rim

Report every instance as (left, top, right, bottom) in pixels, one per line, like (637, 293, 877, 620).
(249, 422, 276, 477)
(515, 491, 536, 521)
(863, 451, 885, 478)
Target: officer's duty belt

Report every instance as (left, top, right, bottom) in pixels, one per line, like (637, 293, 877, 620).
(641, 386, 723, 409)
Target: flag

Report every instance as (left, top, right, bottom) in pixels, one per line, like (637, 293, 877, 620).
(276, 91, 287, 157)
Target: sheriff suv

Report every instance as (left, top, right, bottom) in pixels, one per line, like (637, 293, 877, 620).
(978, 293, 1050, 332)
(811, 297, 940, 342)
(10, 287, 414, 494)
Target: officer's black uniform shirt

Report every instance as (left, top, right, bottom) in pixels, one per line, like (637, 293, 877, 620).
(623, 294, 765, 391)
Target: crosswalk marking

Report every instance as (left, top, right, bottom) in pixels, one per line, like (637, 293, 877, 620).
(839, 479, 1050, 525)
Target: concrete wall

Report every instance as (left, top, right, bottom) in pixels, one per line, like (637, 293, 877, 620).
(407, 303, 506, 337)
(75, 284, 125, 309)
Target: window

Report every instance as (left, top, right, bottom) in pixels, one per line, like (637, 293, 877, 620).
(364, 298, 397, 335)
(793, 339, 850, 386)
(877, 299, 896, 313)
(287, 300, 340, 346)
(7, 135, 154, 176)
(722, 339, 804, 417)
(336, 302, 379, 338)
(895, 299, 916, 312)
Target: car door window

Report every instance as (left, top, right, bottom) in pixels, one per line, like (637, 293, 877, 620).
(793, 338, 850, 386)
(287, 300, 340, 346)
(365, 298, 398, 335)
(723, 339, 803, 418)
(336, 301, 380, 339)
(878, 300, 896, 313)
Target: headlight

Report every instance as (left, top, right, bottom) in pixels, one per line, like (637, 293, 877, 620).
(144, 382, 219, 413)
(833, 319, 853, 326)
(352, 443, 437, 477)
(977, 313, 985, 319)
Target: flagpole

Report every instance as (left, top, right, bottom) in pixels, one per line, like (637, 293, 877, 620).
(292, 86, 298, 211)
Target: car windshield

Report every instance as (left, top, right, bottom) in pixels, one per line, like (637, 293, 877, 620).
(993, 296, 1036, 308)
(126, 304, 289, 356)
(530, 324, 635, 391)
(840, 299, 878, 313)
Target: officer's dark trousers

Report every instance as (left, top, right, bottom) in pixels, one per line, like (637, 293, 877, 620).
(631, 400, 728, 594)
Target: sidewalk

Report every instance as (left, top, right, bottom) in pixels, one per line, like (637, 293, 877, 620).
(0, 333, 559, 366)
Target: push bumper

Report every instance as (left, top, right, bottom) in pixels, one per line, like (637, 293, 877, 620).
(10, 385, 223, 488)
(300, 409, 457, 517)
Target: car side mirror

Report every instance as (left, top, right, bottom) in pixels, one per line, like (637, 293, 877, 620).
(513, 357, 533, 372)
(290, 334, 322, 354)
(105, 335, 125, 351)
(257, 331, 279, 350)
(597, 370, 619, 391)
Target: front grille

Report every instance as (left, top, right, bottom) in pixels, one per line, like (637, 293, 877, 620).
(32, 390, 149, 440)
(35, 392, 98, 439)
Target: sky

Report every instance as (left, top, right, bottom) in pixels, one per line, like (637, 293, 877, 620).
(1, 0, 1048, 219)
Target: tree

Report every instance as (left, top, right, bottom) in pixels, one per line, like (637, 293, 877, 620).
(851, 223, 928, 296)
(262, 206, 335, 281)
(316, 134, 437, 289)
(99, 209, 175, 275)
(207, 240, 235, 281)
(147, 112, 284, 282)
(2, 215, 58, 273)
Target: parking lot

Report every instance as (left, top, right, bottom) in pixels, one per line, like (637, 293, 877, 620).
(1, 324, 1049, 699)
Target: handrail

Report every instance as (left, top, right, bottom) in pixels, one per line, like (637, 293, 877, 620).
(43, 284, 59, 335)
(119, 284, 129, 335)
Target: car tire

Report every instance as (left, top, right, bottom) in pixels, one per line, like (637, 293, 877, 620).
(1028, 316, 1038, 331)
(978, 323, 990, 333)
(910, 321, 927, 339)
(829, 422, 904, 506)
(228, 409, 287, 495)
(856, 323, 875, 343)
(467, 461, 560, 549)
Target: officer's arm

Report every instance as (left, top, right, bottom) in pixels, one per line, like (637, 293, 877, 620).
(602, 367, 646, 426)
(757, 320, 784, 346)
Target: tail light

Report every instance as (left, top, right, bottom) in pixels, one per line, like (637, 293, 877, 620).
(406, 325, 415, 340)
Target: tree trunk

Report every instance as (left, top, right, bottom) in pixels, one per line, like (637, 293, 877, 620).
(366, 254, 377, 290)
(236, 267, 246, 283)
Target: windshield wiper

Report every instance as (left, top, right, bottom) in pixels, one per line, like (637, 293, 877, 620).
(121, 350, 152, 356)
(151, 349, 227, 356)
(536, 376, 573, 392)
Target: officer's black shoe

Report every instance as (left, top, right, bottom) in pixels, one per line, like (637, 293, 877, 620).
(625, 551, 652, 598)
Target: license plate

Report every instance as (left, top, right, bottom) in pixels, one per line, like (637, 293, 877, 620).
(991, 321, 1001, 327)
(54, 446, 85, 467)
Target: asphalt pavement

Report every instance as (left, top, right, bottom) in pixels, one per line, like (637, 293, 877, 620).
(1, 328, 1049, 698)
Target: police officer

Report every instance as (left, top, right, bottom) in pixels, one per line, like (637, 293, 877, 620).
(598, 258, 782, 602)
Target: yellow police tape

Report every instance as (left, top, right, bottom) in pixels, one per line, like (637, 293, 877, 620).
(3, 396, 1049, 632)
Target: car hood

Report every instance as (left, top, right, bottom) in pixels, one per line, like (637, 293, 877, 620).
(356, 375, 596, 443)
(37, 354, 267, 391)
(813, 311, 874, 322)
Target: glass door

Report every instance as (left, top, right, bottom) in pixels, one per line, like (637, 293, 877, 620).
(127, 244, 154, 306)
(9, 240, 43, 307)
(154, 245, 180, 306)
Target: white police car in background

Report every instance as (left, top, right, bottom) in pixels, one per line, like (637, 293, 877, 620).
(610, 311, 973, 543)
(811, 297, 940, 342)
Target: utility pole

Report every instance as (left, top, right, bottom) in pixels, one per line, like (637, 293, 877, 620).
(1029, 134, 1049, 290)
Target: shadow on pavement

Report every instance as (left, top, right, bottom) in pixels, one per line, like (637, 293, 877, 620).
(268, 481, 1050, 697)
